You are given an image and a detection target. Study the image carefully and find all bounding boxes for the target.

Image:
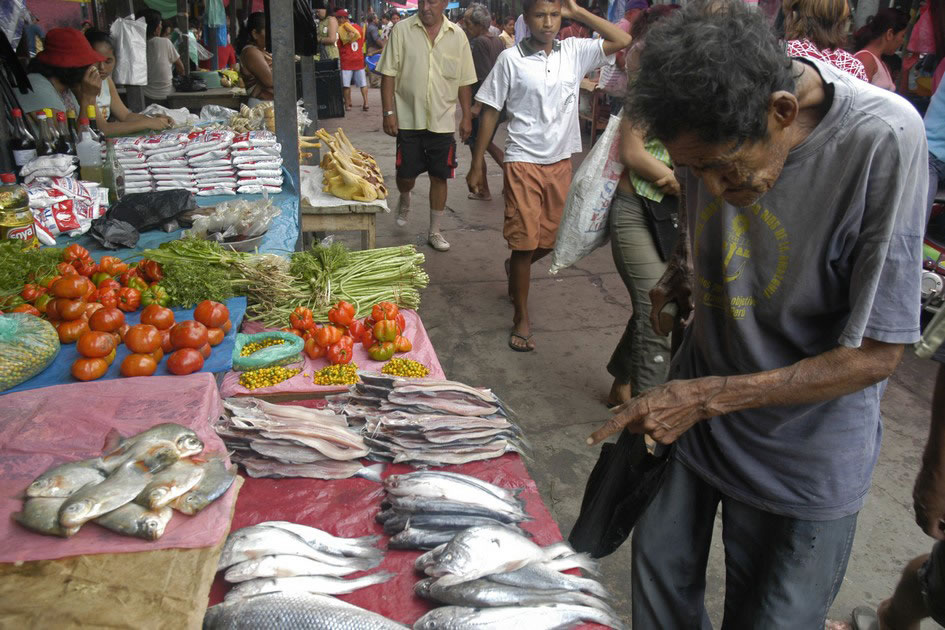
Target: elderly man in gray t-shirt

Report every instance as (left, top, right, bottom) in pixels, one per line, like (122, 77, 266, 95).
(586, 3, 928, 628)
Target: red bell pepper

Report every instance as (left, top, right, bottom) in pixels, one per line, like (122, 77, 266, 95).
(290, 306, 315, 332)
(371, 301, 399, 322)
(328, 300, 356, 327)
(117, 287, 141, 312)
(327, 341, 353, 365)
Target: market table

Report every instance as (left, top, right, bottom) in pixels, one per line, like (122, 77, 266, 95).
(299, 165, 389, 250)
(165, 87, 245, 113)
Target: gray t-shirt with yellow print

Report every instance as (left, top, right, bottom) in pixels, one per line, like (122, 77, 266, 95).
(673, 58, 928, 520)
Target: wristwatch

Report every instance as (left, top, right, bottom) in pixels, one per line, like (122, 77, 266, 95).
(383, 110, 395, 118)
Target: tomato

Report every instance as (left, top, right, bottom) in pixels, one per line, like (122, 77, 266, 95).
(58, 319, 90, 343)
(93, 288, 119, 309)
(327, 341, 353, 365)
(207, 327, 225, 346)
(77, 331, 117, 358)
(34, 293, 52, 312)
(289, 306, 314, 331)
(160, 329, 174, 353)
(83, 301, 104, 317)
(120, 353, 157, 377)
(167, 348, 204, 375)
(62, 244, 90, 263)
(117, 323, 130, 342)
(57, 262, 79, 276)
(97, 278, 121, 292)
(220, 319, 232, 334)
(71, 357, 108, 381)
(347, 318, 366, 342)
(72, 258, 98, 277)
(45, 298, 61, 321)
(394, 335, 413, 353)
(89, 307, 125, 332)
(373, 319, 399, 343)
(56, 298, 86, 321)
(125, 324, 161, 353)
(170, 320, 209, 349)
(12, 304, 41, 316)
(193, 300, 230, 328)
(140, 304, 175, 330)
(51, 275, 88, 299)
(280, 327, 304, 338)
(103, 348, 116, 366)
(20, 283, 43, 303)
(150, 347, 164, 363)
(82, 278, 96, 301)
(315, 325, 344, 347)
(304, 337, 326, 360)
(372, 301, 399, 322)
(198, 343, 212, 359)
(117, 287, 141, 312)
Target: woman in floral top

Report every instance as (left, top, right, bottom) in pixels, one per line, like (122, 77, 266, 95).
(783, 0, 867, 81)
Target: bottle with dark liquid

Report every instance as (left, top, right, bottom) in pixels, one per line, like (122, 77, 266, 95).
(33, 113, 57, 157)
(66, 109, 80, 147)
(55, 112, 76, 156)
(9, 108, 37, 178)
(86, 105, 105, 143)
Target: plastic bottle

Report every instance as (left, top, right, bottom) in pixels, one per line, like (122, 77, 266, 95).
(76, 117, 103, 184)
(103, 138, 125, 203)
(0, 173, 38, 246)
(9, 109, 37, 178)
(66, 108, 79, 145)
(55, 112, 76, 156)
(86, 105, 105, 143)
(33, 112, 56, 157)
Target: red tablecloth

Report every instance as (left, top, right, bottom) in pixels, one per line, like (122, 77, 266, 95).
(218, 309, 445, 398)
(207, 455, 604, 628)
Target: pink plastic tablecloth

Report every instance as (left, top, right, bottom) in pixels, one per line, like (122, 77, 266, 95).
(0, 373, 238, 563)
(218, 309, 445, 398)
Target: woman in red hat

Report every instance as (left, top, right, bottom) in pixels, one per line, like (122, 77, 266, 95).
(18, 28, 105, 118)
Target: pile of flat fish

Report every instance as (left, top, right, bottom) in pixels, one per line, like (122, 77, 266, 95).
(14, 423, 236, 540)
(328, 373, 526, 466)
(204, 591, 408, 629)
(216, 521, 393, 603)
(379, 471, 532, 551)
(216, 398, 381, 481)
(413, 524, 624, 630)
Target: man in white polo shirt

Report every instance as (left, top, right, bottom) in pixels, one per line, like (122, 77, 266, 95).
(468, 0, 631, 351)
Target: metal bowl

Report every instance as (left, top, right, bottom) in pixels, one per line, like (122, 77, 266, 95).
(221, 232, 267, 252)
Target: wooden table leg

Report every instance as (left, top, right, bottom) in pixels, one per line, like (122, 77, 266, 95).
(368, 214, 376, 249)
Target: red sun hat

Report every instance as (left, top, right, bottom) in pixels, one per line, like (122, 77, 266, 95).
(36, 28, 106, 68)
(335, 9, 349, 17)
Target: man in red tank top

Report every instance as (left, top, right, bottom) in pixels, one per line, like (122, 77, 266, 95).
(336, 10, 369, 111)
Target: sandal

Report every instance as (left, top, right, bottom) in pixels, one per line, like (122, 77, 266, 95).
(362, 105, 370, 111)
(508, 331, 534, 352)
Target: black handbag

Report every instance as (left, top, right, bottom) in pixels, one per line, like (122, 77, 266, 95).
(568, 430, 674, 558)
(640, 194, 680, 262)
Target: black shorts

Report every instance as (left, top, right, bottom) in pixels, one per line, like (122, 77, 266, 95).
(920, 541, 945, 625)
(396, 130, 457, 180)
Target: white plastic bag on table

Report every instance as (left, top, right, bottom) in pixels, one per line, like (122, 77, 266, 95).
(549, 114, 623, 274)
(110, 17, 148, 86)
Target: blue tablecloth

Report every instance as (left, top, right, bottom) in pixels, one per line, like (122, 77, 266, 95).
(4, 297, 247, 395)
(53, 170, 300, 259)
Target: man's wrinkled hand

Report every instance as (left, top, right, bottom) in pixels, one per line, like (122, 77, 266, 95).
(914, 462, 945, 540)
(587, 377, 720, 446)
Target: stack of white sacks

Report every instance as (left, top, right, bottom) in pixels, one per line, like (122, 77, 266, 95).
(114, 130, 283, 197)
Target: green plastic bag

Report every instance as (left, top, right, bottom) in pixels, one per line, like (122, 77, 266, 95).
(232, 331, 304, 371)
(0, 314, 60, 391)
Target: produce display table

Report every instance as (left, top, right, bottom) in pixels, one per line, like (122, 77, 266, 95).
(299, 165, 389, 250)
(52, 170, 300, 260)
(219, 309, 443, 398)
(165, 87, 245, 112)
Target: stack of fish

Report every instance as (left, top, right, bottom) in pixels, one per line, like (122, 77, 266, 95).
(216, 398, 380, 480)
(216, 521, 393, 604)
(413, 525, 625, 630)
(14, 423, 236, 540)
(378, 471, 532, 550)
(204, 592, 408, 629)
(330, 373, 525, 466)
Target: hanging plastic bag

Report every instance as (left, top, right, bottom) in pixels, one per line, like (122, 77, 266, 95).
(110, 16, 148, 86)
(0, 314, 60, 392)
(549, 114, 623, 274)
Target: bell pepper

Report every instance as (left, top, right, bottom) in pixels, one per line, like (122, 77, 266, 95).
(98, 278, 121, 292)
(138, 259, 164, 284)
(93, 288, 119, 309)
(119, 268, 141, 287)
(91, 272, 112, 287)
(361, 327, 376, 348)
(280, 327, 305, 338)
(62, 244, 90, 263)
(396, 312, 406, 335)
(315, 325, 344, 347)
(20, 284, 43, 303)
(371, 301, 399, 322)
(125, 276, 149, 293)
(117, 287, 141, 312)
(304, 337, 326, 359)
(394, 335, 413, 353)
(57, 262, 79, 276)
(373, 319, 399, 343)
(368, 342, 395, 362)
(98, 256, 129, 276)
(290, 306, 315, 331)
(38, 273, 61, 289)
(140, 285, 170, 307)
(328, 300, 356, 327)
(327, 341, 354, 365)
(72, 257, 98, 277)
(347, 318, 366, 342)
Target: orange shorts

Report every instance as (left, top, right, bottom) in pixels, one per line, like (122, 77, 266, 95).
(502, 159, 573, 251)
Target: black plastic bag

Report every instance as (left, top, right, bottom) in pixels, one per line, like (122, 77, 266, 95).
(89, 218, 139, 249)
(90, 190, 196, 249)
(173, 75, 207, 92)
(567, 430, 674, 558)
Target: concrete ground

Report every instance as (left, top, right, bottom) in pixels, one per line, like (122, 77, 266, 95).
(322, 88, 942, 628)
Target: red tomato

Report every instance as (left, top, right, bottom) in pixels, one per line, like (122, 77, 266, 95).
(120, 353, 157, 377)
(89, 307, 125, 333)
(55, 298, 86, 321)
(194, 300, 230, 328)
(58, 319, 90, 344)
(207, 328, 225, 346)
(140, 304, 175, 330)
(150, 347, 164, 363)
(160, 329, 174, 353)
(20, 284, 43, 303)
(116, 323, 131, 343)
(125, 324, 162, 353)
(83, 302, 104, 318)
(77, 331, 117, 358)
(167, 348, 204, 375)
(304, 337, 326, 360)
(51, 275, 88, 299)
(220, 319, 232, 333)
(198, 343, 212, 359)
(45, 298, 61, 321)
(170, 320, 209, 349)
(71, 357, 108, 381)
(11, 304, 41, 316)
